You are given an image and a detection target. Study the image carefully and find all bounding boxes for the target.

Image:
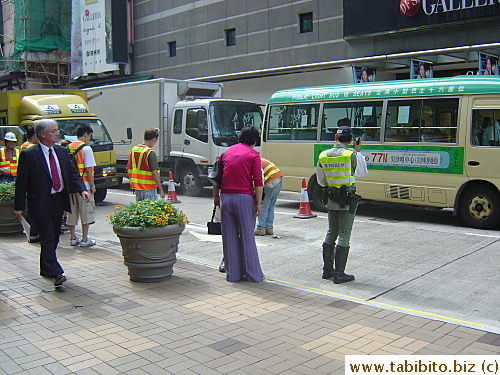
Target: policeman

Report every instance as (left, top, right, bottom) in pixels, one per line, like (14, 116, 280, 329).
(0, 132, 20, 183)
(316, 125, 368, 284)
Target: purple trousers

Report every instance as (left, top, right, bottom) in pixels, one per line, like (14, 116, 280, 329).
(220, 193, 264, 282)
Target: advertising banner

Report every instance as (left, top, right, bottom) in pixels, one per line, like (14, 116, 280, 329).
(410, 59, 433, 79)
(71, 0, 118, 79)
(352, 66, 376, 83)
(314, 144, 464, 175)
(344, 0, 500, 37)
(478, 53, 499, 76)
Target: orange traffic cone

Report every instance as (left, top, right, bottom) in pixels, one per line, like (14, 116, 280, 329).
(167, 172, 181, 203)
(294, 178, 317, 219)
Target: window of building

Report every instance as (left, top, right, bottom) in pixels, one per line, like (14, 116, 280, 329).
(299, 12, 313, 33)
(168, 41, 176, 57)
(225, 28, 236, 46)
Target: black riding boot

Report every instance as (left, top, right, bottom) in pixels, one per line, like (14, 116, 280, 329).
(322, 242, 335, 279)
(333, 245, 355, 284)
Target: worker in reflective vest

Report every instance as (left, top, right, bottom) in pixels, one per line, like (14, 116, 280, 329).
(127, 128, 165, 201)
(0, 132, 20, 183)
(67, 123, 97, 248)
(316, 125, 368, 284)
(20, 125, 38, 151)
(254, 157, 283, 236)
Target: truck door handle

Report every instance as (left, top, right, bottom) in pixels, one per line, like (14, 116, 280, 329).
(468, 161, 480, 166)
(184, 140, 190, 145)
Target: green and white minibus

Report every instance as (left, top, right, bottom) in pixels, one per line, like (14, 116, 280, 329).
(261, 76, 500, 229)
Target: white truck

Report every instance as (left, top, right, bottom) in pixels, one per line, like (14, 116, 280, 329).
(84, 78, 263, 196)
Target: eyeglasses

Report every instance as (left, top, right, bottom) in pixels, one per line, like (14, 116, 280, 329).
(46, 129, 60, 134)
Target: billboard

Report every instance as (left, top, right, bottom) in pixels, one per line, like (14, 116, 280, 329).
(344, 0, 500, 37)
(71, 0, 118, 79)
(410, 59, 433, 79)
(478, 53, 499, 76)
(352, 66, 376, 83)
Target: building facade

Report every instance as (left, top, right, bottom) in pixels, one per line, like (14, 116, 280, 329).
(128, 1, 500, 102)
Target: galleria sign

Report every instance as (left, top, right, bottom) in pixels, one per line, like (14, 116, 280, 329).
(422, 0, 500, 15)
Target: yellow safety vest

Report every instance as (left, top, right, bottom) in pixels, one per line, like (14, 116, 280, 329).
(68, 141, 94, 183)
(0, 147, 20, 176)
(261, 158, 283, 184)
(127, 144, 156, 190)
(20, 142, 35, 151)
(318, 148, 355, 188)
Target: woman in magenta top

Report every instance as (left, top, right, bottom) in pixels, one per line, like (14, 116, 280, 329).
(213, 126, 264, 282)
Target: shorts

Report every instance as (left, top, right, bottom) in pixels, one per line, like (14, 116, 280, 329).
(67, 192, 95, 226)
(135, 188, 158, 201)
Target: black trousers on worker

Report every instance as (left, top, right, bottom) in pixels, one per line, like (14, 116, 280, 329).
(31, 193, 65, 277)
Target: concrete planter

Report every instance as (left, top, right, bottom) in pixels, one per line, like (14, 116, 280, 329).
(0, 199, 22, 235)
(113, 224, 185, 283)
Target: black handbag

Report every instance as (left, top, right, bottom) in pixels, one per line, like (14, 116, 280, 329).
(208, 154, 224, 187)
(207, 205, 222, 235)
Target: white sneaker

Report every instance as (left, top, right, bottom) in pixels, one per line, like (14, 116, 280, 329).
(70, 238, 80, 246)
(80, 239, 96, 247)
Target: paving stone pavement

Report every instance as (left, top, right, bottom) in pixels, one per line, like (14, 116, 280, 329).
(0, 233, 499, 375)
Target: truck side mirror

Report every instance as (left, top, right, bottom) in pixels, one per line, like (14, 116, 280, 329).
(127, 127, 132, 140)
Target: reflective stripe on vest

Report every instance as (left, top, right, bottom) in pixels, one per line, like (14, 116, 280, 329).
(127, 144, 156, 190)
(20, 142, 34, 151)
(318, 148, 354, 188)
(261, 157, 283, 184)
(68, 141, 94, 183)
(0, 147, 19, 176)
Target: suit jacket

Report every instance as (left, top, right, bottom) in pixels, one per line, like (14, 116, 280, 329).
(15, 143, 87, 217)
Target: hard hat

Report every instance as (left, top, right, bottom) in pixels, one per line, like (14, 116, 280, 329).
(4, 132, 17, 142)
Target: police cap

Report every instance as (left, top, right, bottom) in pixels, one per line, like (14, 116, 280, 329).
(336, 126, 353, 135)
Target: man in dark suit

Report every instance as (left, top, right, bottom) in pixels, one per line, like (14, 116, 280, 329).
(15, 119, 89, 286)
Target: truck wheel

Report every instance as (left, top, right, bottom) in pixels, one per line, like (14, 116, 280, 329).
(94, 188, 107, 202)
(459, 186, 500, 229)
(179, 166, 203, 196)
(309, 179, 327, 213)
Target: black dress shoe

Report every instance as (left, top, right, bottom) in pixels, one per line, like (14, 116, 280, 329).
(218, 260, 225, 273)
(53, 274, 67, 286)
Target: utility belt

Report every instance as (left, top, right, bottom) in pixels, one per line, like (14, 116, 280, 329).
(321, 185, 361, 214)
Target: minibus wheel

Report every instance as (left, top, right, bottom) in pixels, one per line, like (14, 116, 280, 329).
(459, 186, 500, 229)
(309, 180, 327, 213)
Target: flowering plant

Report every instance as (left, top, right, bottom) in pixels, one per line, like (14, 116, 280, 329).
(0, 182, 15, 202)
(108, 199, 189, 230)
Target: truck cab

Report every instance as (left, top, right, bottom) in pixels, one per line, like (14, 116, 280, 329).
(170, 99, 263, 196)
(0, 90, 119, 201)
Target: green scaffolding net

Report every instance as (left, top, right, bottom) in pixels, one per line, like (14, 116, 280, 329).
(0, 0, 71, 71)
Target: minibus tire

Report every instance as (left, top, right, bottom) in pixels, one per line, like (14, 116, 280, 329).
(459, 186, 500, 229)
(309, 181, 327, 213)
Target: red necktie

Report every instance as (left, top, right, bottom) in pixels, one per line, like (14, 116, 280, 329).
(49, 148, 61, 191)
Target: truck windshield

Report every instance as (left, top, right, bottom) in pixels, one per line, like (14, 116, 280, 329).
(57, 119, 112, 146)
(210, 101, 263, 146)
